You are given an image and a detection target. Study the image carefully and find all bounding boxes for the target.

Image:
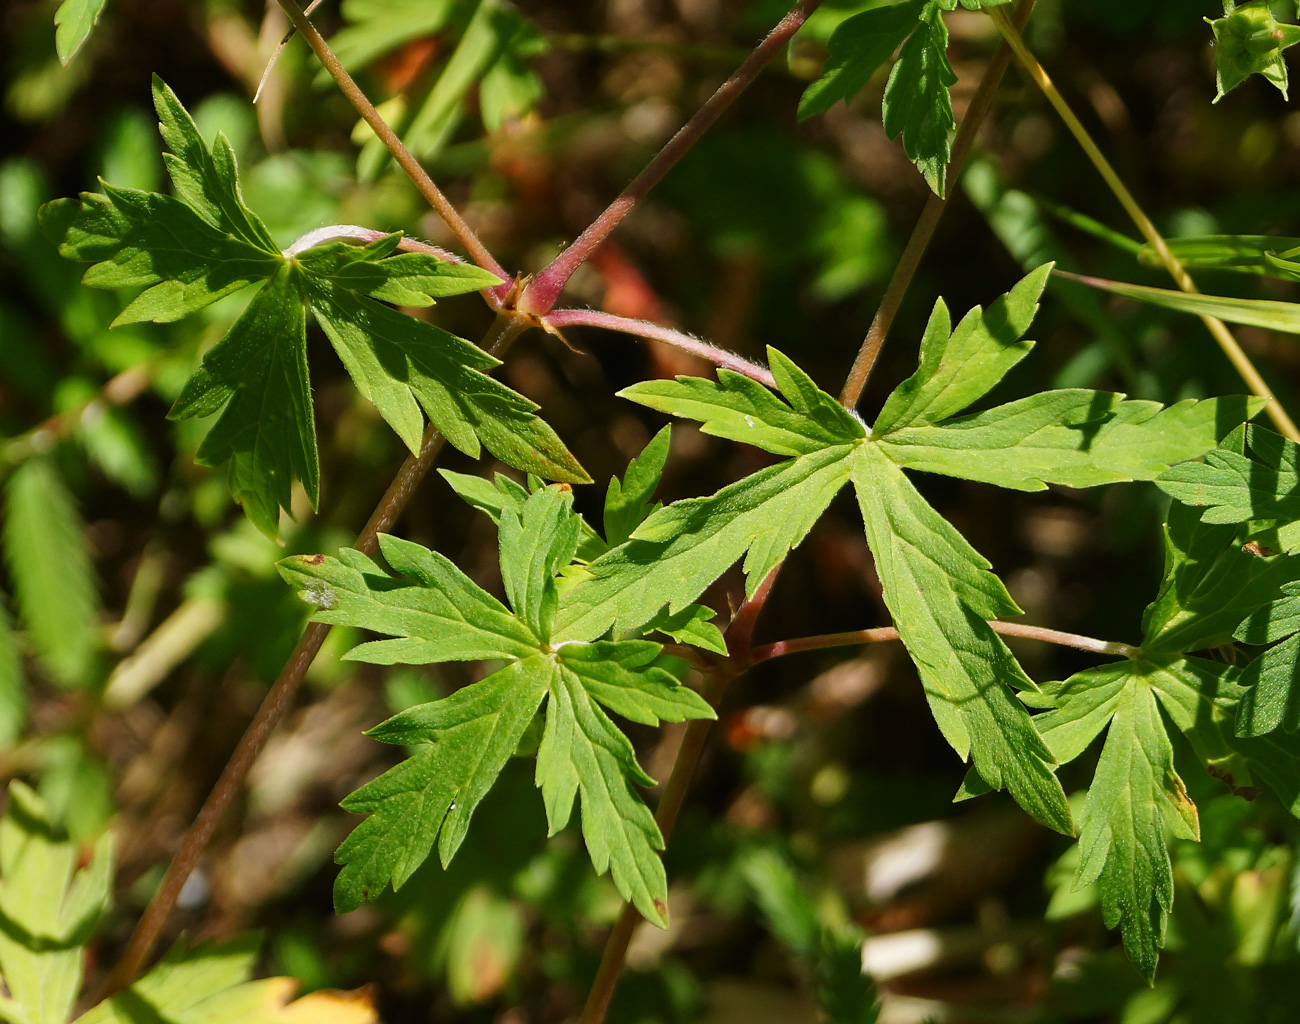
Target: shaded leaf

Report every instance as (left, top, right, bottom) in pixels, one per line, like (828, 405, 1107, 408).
(3, 459, 98, 689)
(798, 1, 924, 121)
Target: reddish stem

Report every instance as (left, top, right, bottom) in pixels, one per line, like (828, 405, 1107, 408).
(519, 0, 825, 316)
(542, 309, 777, 388)
(273, 0, 513, 305)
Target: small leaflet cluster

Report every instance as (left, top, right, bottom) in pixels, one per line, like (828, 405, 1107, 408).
(41, 77, 587, 538)
(280, 447, 719, 926)
(798, 0, 1013, 195)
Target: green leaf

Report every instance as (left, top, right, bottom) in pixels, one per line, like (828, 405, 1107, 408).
(640, 603, 728, 655)
(1063, 270, 1300, 335)
(169, 264, 315, 538)
(1136, 235, 1300, 280)
(498, 484, 581, 641)
(307, 280, 587, 483)
(0, 601, 24, 750)
(1159, 425, 1300, 526)
(556, 445, 855, 641)
(3, 459, 98, 689)
(278, 535, 540, 664)
(621, 350, 865, 457)
(874, 264, 1051, 434)
(40, 185, 279, 325)
(440, 470, 606, 561)
(879, 392, 1260, 491)
(1235, 579, 1300, 643)
(557, 641, 715, 725)
(881, 3, 957, 196)
(1029, 660, 1199, 981)
(798, 0, 925, 121)
(1207, 4, 1300, 101)
(1236, 632, 1300, 736)
(536, 659, 668, 926)
(334, 658, 549, 911)
(54, 0, 108, 64)
(44, 76, 584, 533)
(1140, 501, 1300, 655)
(604, 426, 671, 548)
(0, 781, 112, 1024)
(325, 0, 455, 77)
(849, 443, 1072, 835)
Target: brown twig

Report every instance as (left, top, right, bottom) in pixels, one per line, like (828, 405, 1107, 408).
(579, 569, 780, 1024)
(519, 0, 825, 317)
(839, 0, 1037, 408)
(102, 313, 529, 995)
(272, 0, 513, 305)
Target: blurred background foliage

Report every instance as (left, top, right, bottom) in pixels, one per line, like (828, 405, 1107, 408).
(3, 0, 1300, 1020)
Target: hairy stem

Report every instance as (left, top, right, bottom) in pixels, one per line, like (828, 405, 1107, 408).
(282, 224, 462, 262)
(520, 0, 824, 316)
(749, 619, 1139, 664)
(986, 5, 1300, 442)
(273, 0, 512, 304)
(839, 0, 1036, 409)
(102, 313, 528, 995)
(579, 570, 780, 1024)
(542, 309, 777, 388)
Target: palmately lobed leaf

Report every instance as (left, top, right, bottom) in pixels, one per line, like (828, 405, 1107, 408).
(873, 263, 1052, 433)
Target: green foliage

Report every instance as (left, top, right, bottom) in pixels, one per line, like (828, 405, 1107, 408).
(800, 0, 1011, 195)
(0, 781, 112, 1024)
(2, 458, 98, 689)
(558, 266, 1247, 840)
(41, 76, 585, 536)
(1137, 235, 1300, 280)
(279, 481, 715, 926)
(52, 0, 107, 65)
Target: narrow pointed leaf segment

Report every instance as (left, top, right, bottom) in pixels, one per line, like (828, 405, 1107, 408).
(40, 76, 586, 536)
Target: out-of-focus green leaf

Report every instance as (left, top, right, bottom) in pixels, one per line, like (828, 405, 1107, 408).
(1137, 235, 1300, 279)
(53, 0, 107, 65)
(1062, 269, 1300, 335)
(0, 780, 112, 1024)
(0, 602, 24, 750)
(2, 458, 98, 689)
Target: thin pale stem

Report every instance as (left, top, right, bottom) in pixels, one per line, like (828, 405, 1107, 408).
(102, 313, 528, 996)
(282, 224, 462, 262)
(986, 5, 1300, 442)
(579, 570, 780, 1024)
(2, 364, 152, 469)
(542, 309, 777, 388)
(520, 0, 825, 316)
(273, 0, 513, 305)
(749, 619, 1139, 664)
(839, 0, 1036, 409)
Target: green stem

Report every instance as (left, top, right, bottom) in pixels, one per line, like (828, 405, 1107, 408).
(986, 4, 1300, 442)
